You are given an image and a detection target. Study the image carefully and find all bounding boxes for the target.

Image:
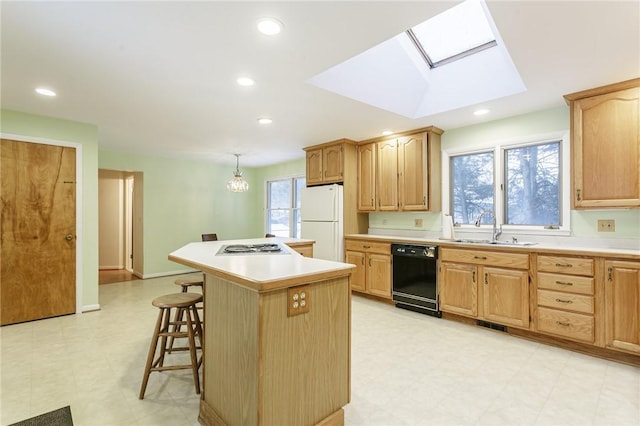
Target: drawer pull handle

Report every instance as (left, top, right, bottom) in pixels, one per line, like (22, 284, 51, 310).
(556, 321, 572, 327)
(555, 298, 573, 304)
(363, 245, 371, 249)
(555, 281, 573, 286)
(474, 256, 487, 260)
(555, 263, 572, 268)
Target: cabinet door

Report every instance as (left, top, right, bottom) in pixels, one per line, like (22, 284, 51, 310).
(440, 262, 477, 317)
(573, 86, 640, 208)
(306, 148, 323, 185)
(483, 267, 529, 328)
(357, 143, 376, 211)
(398, 134, 427, 211)
(345, 250, 366, 292)
(376, 140, 398, 211)
(605, 260, 640, 354)
(323, 145, 343, 183)
(367, 253, 391, 298)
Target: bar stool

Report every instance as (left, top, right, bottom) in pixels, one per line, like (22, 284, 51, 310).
(139, 292, 203, 399)
(169, 277, 204, 352)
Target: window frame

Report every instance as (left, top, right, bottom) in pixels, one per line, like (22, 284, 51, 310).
(442, 131, 570, 236)
(265, 176, 306, 238)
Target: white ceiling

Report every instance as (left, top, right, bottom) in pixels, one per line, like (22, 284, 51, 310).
(1, 1, 639, 167)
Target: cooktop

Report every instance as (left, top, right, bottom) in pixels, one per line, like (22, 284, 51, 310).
(216, 243, 285, 256)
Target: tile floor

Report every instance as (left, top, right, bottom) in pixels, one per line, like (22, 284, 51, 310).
(1, 274, 638, 426)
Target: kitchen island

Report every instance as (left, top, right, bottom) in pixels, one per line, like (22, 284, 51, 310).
(169, 238, 354, 426)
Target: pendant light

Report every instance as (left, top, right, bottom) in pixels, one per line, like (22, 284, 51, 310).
(227, 154, 249, 192)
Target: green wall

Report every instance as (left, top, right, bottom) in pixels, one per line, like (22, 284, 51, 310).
(1, 109, 100, 309)
(370, 105, 640, 240)
(99, 150, 267, 276)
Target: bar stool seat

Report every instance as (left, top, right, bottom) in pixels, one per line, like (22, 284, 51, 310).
(174, 277, 203, 292)
(139, 292, 203, 399)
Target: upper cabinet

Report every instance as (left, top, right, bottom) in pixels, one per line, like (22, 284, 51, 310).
(564, 78, 640, 209)
(357, 127, 443, 212)
(304, 140, 352, 186)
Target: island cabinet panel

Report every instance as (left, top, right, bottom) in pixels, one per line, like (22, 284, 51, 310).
(605, 260, 640, 354)
(439, 248, 530, 329)
(201, 273, 350, 426)
(564, 78, 640, 209)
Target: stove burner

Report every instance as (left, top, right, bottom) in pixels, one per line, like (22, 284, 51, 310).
(223, 243, 282, 254)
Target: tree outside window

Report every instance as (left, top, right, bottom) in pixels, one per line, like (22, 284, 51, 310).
(450, 151, 494, 224)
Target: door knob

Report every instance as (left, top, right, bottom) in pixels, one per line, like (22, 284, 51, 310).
(65, 234, 73, 241)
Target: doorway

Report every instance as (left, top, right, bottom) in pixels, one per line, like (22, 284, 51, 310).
(98, 169, 143, 284)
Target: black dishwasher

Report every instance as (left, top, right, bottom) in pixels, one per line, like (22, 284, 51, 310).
(391, 243, 440, 317)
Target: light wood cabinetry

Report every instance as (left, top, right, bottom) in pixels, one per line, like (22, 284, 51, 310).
(440, 248, 530, 329)
(357, 127, 443, 212)
(564, 78, 640, 209)
(535, 255, 596, 344)
(344, 238, 392, 299)
(304, 139, 351, 186)
(285, 242, 314, 258)
(605, 260, 640, 354)
(303, 139, 369, 240)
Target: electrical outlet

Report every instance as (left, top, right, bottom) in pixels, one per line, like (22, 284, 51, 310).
(415, 218, 423, 227)
(597, 219, 615, 232)
(287, 285, 310, 317)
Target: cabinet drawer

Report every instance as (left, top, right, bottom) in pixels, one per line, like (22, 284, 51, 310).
(537, 307, 594, 343)
(344, 239, 390, 254)
(537, 289, 594, 314)
(441, 248, 529, 269)
(537, 272, 594, 295)
(537, 255, 594, 276)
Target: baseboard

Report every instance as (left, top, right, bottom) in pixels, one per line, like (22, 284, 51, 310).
(82, 304, 101, 313)
(141, 269, 200, 279)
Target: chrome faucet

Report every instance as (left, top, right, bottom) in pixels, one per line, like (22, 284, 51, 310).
(474, 210, 502, 242)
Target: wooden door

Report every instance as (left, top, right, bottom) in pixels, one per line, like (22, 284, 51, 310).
(305, 148, 323, 185)
(482, 267, 529, 328)
(398, 134, 427, 211)
(440, 262, 477, 316)
(322, 144, 343, 183)
(345, 250, 366, 292)
(357, 143, 376, 211)
(376, 140, 398, 211)
(1, 139, 76, 325)
(572, 85, 640, 208)
(605, 260, 640, 354)
(367, 253, 391, 298)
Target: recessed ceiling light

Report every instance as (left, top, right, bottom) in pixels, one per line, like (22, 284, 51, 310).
(35, 87, 56, 97)
(382, 130, 394, 136)
(237, 77, 255, 87)
(257, 117, 273, 125)
(473, 108, 490, 116)
(257, 18, 283, 36)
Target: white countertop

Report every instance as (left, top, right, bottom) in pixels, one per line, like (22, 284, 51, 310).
(345, 233, 640, 259)
(169, 237, 354, 292)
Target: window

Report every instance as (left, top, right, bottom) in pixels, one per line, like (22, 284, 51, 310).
(266, 177, 305, 237)
(448, 136, 566, 232)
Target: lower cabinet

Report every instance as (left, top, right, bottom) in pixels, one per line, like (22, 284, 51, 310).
(344, 238, 392, 299)
(440, 248, 530, 329)
(605, 260, 640, 354)
(285, 242, 314, 258)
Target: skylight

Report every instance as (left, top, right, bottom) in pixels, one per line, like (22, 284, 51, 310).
(407, 0, 497, 68)
(307, 0, 526, 119)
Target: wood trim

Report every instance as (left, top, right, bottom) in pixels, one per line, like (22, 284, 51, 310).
(563, 77, 640, 103)
(315, 409, 344, 426)
(303, 138, 358, 151)
(359, 126, 444, 144)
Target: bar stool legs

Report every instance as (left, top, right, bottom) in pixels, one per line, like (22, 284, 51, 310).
(139, 293, 203, 399)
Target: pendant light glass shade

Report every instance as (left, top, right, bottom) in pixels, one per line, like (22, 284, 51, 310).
(227, 154, 249, 192)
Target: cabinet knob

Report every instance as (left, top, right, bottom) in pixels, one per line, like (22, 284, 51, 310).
(576, 189, 581, 201)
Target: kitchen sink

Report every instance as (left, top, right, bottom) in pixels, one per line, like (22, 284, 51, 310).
(453, 239, 537, 246)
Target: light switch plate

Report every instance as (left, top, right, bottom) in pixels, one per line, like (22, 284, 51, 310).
(597, 219, 615, 232)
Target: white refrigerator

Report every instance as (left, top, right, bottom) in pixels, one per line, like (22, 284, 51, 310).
(300, 184, 344, 262)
